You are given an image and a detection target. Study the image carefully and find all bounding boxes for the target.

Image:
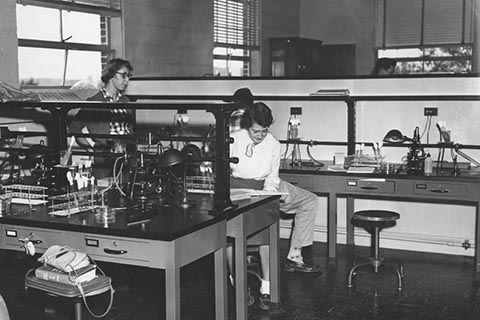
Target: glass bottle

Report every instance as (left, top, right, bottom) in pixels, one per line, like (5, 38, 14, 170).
(424, 153, 433, 175)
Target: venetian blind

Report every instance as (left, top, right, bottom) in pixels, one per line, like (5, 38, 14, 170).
(214, 0, 259, 48)
(378, 0, 475, 47)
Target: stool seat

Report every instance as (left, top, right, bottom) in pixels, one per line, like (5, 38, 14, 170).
(348, 210, 404, 291)
(25, 271, 112, 320)
(354, 210, 400, 222)
(25, 274, 111, 298)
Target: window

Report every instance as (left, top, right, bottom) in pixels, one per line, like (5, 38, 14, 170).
(375, 0, 475, 74)
(213, 0, 259, 76)
(378, 45, 473, 74)
(16, 0, 121, 87)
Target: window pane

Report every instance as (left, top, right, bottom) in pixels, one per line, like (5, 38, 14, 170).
(213, 47, 228, 55)
(213, 59, 244, 76)
(229, 48, 249, 57)
(397, 61, 424, 74)
(214, 47, 250, 57)
(424, 60, 471, 73)
(65, 51, 102, 86)
(425, 46, 472, 57)
(396, 59, 470, 74)
(17, 5, 60, 41)
(19, 47, 101, 86)
(378, 48, 423, 58)
(63, 11, 102, 45)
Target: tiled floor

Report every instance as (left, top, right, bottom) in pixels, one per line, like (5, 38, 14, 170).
(1, 240, 480, 320)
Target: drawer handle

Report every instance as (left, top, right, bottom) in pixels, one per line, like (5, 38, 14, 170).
(360, 186, 378, 190)
(104, 248, 128, 255)
(19, 239, 42, 245)
(430, 188, 450, 193)
(290, 181, 299, 185)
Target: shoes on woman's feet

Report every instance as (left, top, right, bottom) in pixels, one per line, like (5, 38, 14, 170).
(283, 259, 322, 273)
(258, 294, 270, 311)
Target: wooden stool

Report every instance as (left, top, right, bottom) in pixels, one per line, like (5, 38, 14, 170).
(25, 270, 113, 320)
(347, 210, 404, 291)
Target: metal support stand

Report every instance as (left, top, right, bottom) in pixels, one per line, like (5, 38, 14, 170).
(289, 139, 302, 166)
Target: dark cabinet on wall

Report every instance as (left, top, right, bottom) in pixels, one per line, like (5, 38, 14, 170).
(270, 37, 323, 77)
(270, 37, 356, 77)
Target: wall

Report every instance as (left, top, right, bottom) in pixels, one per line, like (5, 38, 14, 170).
(121, 0, 301, 78)
(126, 76, 480, 257)
(300, 0, 375, 75)
(0, 0, 19, 86)
(260, 0, 301, 76)
(122, 0, 214, 77)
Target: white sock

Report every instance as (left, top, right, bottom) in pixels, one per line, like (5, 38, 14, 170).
(260, 279, 270, 295)
(229, 274, 234, 286)
(287, 247, 303, 263)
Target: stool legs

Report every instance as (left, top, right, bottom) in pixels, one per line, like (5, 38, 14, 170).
(348, 225, 404, 291)
(74, 298, 82, 320)
(372, 226, 380, 273)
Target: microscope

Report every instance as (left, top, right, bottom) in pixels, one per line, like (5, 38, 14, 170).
(405, 127, 426, 175)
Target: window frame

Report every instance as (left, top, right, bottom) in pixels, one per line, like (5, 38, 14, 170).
(16, 0, 120, 87)
(375, 0, 474, 74)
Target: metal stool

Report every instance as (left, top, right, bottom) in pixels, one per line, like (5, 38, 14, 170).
(25, 269, 113, 320)
(347, 210, 404, 291)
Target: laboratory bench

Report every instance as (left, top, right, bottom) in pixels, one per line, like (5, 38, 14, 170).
(279, 160, 480, 279)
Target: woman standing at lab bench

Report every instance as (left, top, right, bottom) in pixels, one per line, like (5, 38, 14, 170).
(70, 58, 135, 178)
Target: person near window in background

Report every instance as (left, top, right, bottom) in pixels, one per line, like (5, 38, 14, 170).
(372, 57, 397, 75)
(229, 102, 321, 311)
(70, 58, 135, 178)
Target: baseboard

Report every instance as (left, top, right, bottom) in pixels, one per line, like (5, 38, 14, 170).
(279, 221, 475, 257)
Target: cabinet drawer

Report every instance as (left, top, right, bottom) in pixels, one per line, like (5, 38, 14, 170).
(280, 174, 314, 190)
(345, 179, 396, 194)
(413, 182, 467, 198)
(2, 226, 80, 252)
(84, 235, 150, 264)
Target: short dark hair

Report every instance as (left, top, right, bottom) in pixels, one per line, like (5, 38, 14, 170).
(101, 58, 133, 84)
(232, 87, 254, 106)
(373, 58, 396, 75)
(240, 102, 274, 129)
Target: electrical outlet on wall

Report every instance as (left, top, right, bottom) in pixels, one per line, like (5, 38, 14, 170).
(424, 107, 438, 116)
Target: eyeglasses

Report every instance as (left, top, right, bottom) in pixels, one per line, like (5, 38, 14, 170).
(116, 72, 133, 79)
